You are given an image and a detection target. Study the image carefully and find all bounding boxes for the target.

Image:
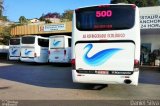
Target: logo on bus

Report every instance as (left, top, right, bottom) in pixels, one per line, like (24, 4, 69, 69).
(11, 49, 17, 55)
(83, 44, 122, 66)
(53, 41, 61, 46)
(24, 49, 32, 55)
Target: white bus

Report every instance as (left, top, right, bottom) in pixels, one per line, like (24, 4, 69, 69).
(20, 35, 49, 63)
(72, 4, 140, 85)
(8, 38, 21, 60)
(48, 35, 72, 63)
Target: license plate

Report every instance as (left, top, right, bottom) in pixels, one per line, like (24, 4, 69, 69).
(55, 57, 59, 59)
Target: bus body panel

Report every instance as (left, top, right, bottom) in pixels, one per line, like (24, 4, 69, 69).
(75, 42, 135, 71)
(49, 35, 71, 63)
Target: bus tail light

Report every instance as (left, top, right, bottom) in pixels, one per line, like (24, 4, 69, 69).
(71, 59, 76, 69)
(48, 50, 50, 55)
(134, 59, 139, 68)
(64, 50, 66, 55)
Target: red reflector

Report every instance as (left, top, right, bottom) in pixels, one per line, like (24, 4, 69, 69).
(71, 59, 75, 65)
(97, 70, 108, 74)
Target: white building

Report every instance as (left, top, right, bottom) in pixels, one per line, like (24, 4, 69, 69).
(139, 6, 160, 65)
(29, 18, 40, 23)
(45, 17, 60, 23)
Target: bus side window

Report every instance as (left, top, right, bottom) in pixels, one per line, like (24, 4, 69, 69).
(68, 38, 71, 47)
(38, 38, 49, 47)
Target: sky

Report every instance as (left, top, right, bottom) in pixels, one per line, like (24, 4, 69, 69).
(3, 0, 111, 22)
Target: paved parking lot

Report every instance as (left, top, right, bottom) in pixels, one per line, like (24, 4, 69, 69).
(0, 59, 160, 100)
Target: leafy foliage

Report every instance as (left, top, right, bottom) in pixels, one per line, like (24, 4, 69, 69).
(39, 12, 60, 20)
(39, 10, 73, 22)
(0, 26, 12, 45)
(19, 16, 28, 24)
(0, 0, 3, 17)
(111, 0, 160, 7)
(61, 10, 73, 21)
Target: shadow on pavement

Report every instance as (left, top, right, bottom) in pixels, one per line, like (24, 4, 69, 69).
(1, 59, 160, 91)
(0, 59, 107, 90)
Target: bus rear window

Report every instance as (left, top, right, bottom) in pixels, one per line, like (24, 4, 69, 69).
(10, 39, 20, 45)
(22, 37, 35, 44)
(38, 38, 49, 47)
(76, 5, 135, 31)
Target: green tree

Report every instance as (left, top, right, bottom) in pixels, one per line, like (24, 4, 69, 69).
(0, 26, 12, 45)
(147, 0, 159, 6)
(0, 0, 3, 17)
(19, 16, 28, 24)
(45, 19, 52, 23)
(134, 0, 147, 7)
(39, 13, 45, 21)
(111, 0, 129, 4)
(110, 0, 159, 7)
(61, 10, 73, 21)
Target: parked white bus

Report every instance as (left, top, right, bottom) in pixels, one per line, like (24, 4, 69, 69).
(48, 35, 72, 63)
(72, 4, 140, 85)
(8, 38, 21, 60)
(20, 35, 49, 63)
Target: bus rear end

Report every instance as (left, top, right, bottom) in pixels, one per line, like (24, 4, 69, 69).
(9, 38, 21, 60)
(20, 36, 36, 62)
(72, 4, 140, 85)
(49, 35, 71, 63)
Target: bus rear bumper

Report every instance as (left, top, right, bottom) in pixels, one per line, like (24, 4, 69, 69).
(20, 57, 35, 62)
(72, 69, 139, 86)
(9, 56, 20, 60)
(49, 59, 71, 63)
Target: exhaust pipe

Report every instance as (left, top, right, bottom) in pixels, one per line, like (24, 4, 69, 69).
(124, 79, 132, 84)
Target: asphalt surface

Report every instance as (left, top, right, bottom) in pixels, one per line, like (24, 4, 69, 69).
(0, 59, 160, 100)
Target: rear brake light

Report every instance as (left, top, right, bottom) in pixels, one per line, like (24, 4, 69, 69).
(71, 59, 75, 65)
(48, 50, 50, 55)
(134, 59, 139, 68)
(71, 59, 75, 69)
(64, 50, 66, 55)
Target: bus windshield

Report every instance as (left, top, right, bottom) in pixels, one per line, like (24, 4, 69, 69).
(76, 5, 135, 31)
(22, 37, 35, 44)
(10, 39, 20, 45)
